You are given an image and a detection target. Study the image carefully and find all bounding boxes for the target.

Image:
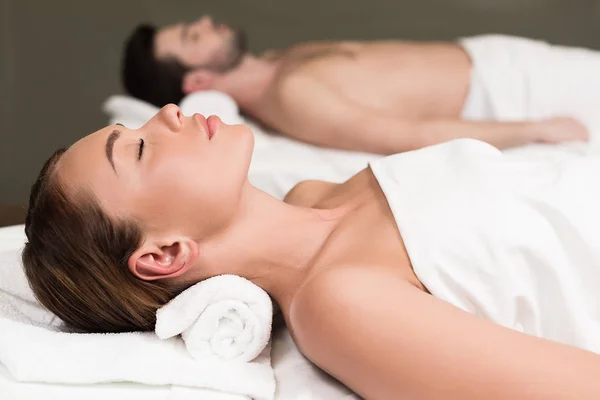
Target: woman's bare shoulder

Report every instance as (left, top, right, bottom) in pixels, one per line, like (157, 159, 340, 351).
(286, 267, 418, 397)
(287, 266, 600, 399)
(288, 267, 409, 343)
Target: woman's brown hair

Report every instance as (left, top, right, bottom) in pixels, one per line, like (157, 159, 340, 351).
(22, 149, 187, 333)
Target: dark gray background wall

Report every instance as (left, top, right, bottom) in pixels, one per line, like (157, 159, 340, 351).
(2, 0, 600, 204)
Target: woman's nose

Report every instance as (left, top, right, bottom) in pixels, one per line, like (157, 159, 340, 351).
(157, 104, 183, 132)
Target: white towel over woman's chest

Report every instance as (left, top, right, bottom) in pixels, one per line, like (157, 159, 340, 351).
(370, 139, 600, 353)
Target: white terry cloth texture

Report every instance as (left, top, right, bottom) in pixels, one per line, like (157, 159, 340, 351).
(0, 316, 273, 399)
(0, 227, 60, 329)
(460, 34, 600, 145)
(371, 139, 600, 353)
(155, 274, 273, 363)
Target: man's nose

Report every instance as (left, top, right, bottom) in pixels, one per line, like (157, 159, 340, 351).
(198, 15, 214, 30)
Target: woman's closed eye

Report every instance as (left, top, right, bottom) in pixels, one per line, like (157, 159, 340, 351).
(137, 139, 145, 161)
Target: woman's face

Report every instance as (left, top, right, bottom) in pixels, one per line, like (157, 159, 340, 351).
(56, 104, 254, 240)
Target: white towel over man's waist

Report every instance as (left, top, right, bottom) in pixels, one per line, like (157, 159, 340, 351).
(459, 34, 600, 138)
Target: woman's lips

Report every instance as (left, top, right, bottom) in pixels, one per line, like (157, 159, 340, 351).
(207, 115, 222, 140)
(193, 113, 210, 138)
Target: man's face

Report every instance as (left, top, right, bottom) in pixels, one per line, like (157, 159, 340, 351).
(154, 15, 247, 71)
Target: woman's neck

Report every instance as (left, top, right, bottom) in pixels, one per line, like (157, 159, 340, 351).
(190, 182, 349, 311)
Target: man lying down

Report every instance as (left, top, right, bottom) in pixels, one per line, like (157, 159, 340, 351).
(122, 17, 596, 154)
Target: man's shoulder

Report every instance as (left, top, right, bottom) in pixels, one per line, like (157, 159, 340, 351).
(273, 67, 317, 91)
(272, 48, 351, 92)
(271, 68, 330, 107)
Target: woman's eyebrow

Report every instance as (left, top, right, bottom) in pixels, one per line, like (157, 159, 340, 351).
(106, 129, 121, 173)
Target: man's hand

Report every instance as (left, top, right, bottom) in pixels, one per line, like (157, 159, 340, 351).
(534, 116, 590, 144)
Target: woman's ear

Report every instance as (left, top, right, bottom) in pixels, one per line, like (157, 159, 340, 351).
(182, 68, 215, 94)
(128, 238, 199, 281)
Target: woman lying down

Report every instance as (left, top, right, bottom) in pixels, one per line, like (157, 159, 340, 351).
(23, 104, 600, 399)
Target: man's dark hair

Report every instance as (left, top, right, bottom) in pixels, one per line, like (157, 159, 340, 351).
(122, 24, 189, 107)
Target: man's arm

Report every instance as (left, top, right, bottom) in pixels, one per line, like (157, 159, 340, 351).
(291, 269, 600, 400)
(276, 75, 587, 154)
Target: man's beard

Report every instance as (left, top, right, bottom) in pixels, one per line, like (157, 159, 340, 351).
(215, 29, 248, 73)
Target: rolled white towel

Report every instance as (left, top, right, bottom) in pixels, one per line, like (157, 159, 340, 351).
(155, 274, 273, 363)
